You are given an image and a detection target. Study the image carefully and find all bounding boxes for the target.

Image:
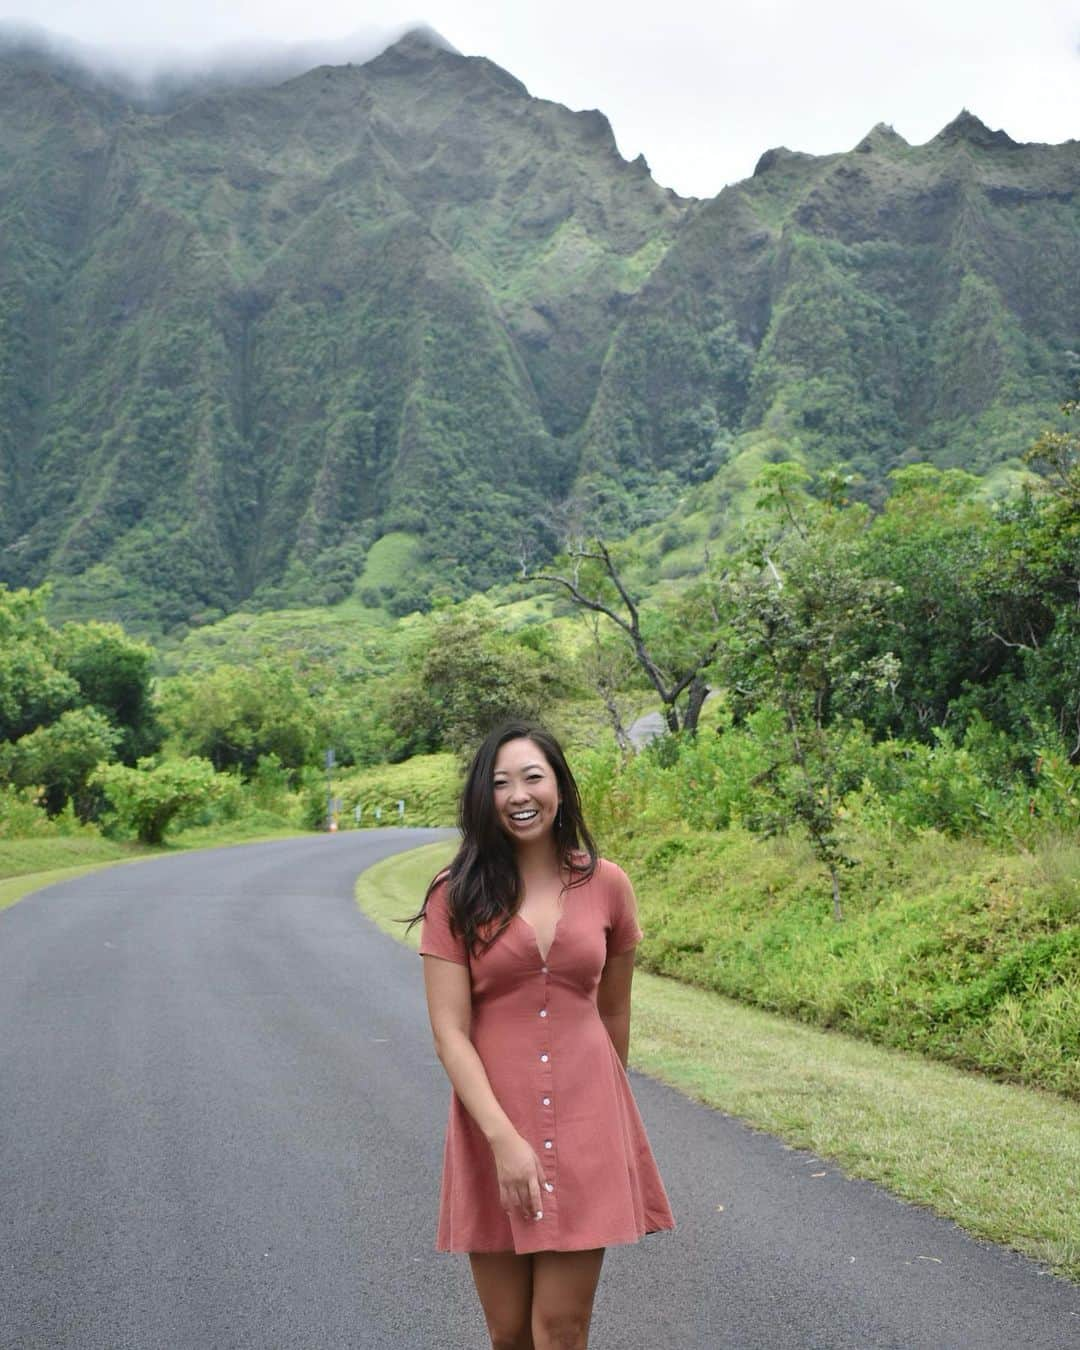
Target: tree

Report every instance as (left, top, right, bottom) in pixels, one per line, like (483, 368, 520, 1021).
(1002, 396, 1080, 760)
(579, 615, 640, 755)
(57, 621, 161, 761)
(387, 603, 552, 756)
(0, 585, 79, 743)
(718, 465, 899, 920)
(523, 539, 722, 735)
(844, 465, 1019, 741)
(7, 707, 122, 817)
(91, 757, 227, 844)
(159, 663, 322, 778)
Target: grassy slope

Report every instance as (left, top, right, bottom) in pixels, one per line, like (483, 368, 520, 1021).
(330, 752, 460, 828)
(0, 821, 304, 912)
(356, 840, 1080, 1283)
(605, 823, 1080, 1099)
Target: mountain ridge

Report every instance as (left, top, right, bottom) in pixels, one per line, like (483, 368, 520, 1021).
(0, 30, 1077, 632)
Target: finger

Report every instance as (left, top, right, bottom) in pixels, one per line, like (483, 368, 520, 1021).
(515, 1180, 538, 1222)
(528, 1171, 543, 1219)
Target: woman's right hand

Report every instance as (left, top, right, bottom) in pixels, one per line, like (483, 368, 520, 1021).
(490, 1128, 545, 1223)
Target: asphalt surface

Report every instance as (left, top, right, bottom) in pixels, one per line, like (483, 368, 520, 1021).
(1, 830, 1077, 1350)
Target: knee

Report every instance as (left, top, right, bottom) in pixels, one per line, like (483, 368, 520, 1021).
(533, 1310, 590, 1349)
(487, 1325, 532, 1350)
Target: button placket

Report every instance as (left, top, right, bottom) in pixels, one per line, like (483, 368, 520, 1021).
(536, 957, 558, 1229)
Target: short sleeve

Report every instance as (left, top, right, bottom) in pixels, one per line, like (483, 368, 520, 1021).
(418, 877, 469, 966)
(606, 862, 644, 957)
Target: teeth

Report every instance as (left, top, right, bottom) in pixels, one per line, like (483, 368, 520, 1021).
(510, 810, 538, 821)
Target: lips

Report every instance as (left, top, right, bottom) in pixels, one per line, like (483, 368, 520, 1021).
(509, 809, 539, 823)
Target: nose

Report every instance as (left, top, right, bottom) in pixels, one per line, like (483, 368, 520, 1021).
(508, 782, 531, 803)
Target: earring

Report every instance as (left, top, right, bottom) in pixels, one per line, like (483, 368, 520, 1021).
(556, 803, 562, 830)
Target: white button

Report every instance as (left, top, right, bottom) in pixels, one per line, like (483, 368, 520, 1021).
(544, 1140, 553, 1149)
(540, 1053, 549, 1063)
(542, 1096, 551, 1106)
(535, 1210, 543, 1220)
(541, 965, 548, 973)
(544, 1182, 554, 1192)
(539, 1009, 548, 1017)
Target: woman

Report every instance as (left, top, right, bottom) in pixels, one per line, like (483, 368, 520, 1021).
(412, 720, 675, 1349)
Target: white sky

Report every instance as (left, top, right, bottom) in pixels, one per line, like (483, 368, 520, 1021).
(2, 1, 1078, 197)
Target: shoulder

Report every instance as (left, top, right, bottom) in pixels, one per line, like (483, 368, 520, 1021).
(590, 858, 637, 912)
(422, 869, 454, 921)
(594, 857, 633, 890)
(427, 868, 451, 898)
(418, 868, 469, 964)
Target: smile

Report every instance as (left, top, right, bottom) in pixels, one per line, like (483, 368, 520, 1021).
(509, 810, 539, 822)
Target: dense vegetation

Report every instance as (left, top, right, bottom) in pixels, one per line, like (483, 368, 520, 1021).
(4, 400, 1078, 1097)
(2, 29, 1077, 1102)
(1, 32, 1078, 631)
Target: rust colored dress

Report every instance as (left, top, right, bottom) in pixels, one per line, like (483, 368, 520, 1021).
(419, 857, 676, 1254)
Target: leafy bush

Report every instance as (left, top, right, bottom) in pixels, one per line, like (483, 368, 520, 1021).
(0, 784, 96, 839)
(308, 753, 460, 831)
(159, 662, 323, 778)
(92, 757, 230, 844)
(7, 706, 122, 817)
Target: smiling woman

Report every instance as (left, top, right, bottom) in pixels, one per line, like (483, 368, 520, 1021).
(407, 720, 674, 1349)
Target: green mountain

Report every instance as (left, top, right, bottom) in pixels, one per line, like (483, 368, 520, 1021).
(581, 113, 1079, 499)
(1, 28, 1077, 633)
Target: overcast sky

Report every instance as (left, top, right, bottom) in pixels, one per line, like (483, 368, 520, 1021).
(2, 1, 1077, 197)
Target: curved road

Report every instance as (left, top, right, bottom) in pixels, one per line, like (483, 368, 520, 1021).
(1, 832, 1076, 1349)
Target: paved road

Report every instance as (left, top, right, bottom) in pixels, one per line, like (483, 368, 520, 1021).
(1, 832, 1077, 1349)
(627, 711, 668, 750)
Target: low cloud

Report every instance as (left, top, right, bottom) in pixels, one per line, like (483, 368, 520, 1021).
(0, 20, 453, 107)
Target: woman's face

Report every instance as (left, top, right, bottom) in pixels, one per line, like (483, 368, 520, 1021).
(492, 737, 561, 845)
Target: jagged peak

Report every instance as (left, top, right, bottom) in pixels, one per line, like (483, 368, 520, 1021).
(854, 122, 909, 153)
(752, 146, 815, 177)
(376, 25, 459, 59)
(368, 26, 530, 98)
(934, 109, 1017, 150)
(574, 107, 617, 147)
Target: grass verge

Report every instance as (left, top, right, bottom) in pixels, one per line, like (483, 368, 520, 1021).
(356, 840, 1080, 1284)
(0, 822, 306, 913)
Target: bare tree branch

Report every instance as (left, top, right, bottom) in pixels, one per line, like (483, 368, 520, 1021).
(523, 536, 721, 735)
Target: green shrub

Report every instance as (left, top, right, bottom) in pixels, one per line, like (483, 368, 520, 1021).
(92, 757, 230, 844)
(0, 783, 97, 839)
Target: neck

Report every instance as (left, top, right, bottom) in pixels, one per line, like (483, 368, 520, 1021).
(514, 834, 562, 881)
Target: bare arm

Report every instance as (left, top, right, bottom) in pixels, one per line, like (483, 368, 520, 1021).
(422, 954, 545, 1221)
(596, 949, 635, 1068)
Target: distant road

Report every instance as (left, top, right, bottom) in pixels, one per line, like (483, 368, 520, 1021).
(628, 709, 667, 749)
(1, 832, 1076, 1349)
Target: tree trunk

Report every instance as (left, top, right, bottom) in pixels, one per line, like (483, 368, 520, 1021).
(601, 687, 634, 757)
(682, 676, 710, 734)
(829, 862, 844, 923)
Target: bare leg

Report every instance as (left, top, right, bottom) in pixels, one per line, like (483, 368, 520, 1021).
(469, 1251, 536, 1350)
(530, 1248, 605, 1350)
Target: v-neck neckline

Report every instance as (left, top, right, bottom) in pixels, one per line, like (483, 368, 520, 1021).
(514, 905, 566, 965)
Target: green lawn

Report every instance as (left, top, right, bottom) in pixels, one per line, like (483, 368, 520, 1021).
(356, 839, 1080, 1284)
(0, 823, 306, 912)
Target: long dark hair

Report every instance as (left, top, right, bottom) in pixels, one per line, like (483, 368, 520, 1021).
(407, 720, 598, 958)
